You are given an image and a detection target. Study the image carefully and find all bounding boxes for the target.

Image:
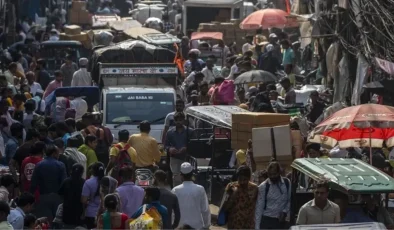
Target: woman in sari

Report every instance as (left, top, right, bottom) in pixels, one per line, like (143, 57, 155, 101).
(97, 194, 128, 230)
(97, 176, 119, 217)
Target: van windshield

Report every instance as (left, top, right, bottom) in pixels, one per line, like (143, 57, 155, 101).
(106, 93, 174, 124)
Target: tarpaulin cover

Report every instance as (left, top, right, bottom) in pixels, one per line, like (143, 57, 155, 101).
(89, 40, 175, 83)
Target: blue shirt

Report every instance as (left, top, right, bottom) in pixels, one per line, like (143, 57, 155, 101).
(62, 133, 71, 147)
(4, 137, 18, 166)
(131, 201, 169, 228)
(165, 126, 195, 160)
(341, 207, 373, 223)
(30, 157, 67, 195)
(8, 207, 25, 230)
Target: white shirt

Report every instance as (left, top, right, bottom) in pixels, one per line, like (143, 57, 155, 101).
(0, 132, 5, 158)
(29, 82, 42, 96)
(226, 64, 238, 80)
(201, 67, 220, 83)
(71, 68, 92, 87)
(70, 97, 88, 120)
(4, 70, 14, 85)
(172, 181, 211, 229)
(242, 43, 253, 54)
(175, 13, 182, 29)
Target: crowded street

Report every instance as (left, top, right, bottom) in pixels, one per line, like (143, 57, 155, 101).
(1, 0, 394, 229)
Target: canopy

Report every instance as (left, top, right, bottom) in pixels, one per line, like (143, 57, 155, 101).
(185, 106, 248, 129)
(291, 158, 394, 194)
(45, 86, 100, 109)
(190, 32, 223, 41)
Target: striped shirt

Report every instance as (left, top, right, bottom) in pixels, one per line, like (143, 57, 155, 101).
(255, 178, 291, 229)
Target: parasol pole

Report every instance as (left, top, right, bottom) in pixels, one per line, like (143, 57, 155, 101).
(369, 122, 372, 165)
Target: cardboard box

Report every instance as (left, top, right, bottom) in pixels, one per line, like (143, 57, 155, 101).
(64, 25, 81, 35)
(72, 1, 86, 10)
(79, 10, 92, 24)
(60, 32, 89, 42)
(233, 112, 290, 125)
(69, 10, 80, 24)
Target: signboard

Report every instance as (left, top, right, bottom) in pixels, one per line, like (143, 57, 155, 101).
(100, 67, 178, 75)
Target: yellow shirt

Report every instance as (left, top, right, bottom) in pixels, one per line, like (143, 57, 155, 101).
(236, 149, 247, 167)
(128, 133, 162, 167)
(109, 142, 137, 163)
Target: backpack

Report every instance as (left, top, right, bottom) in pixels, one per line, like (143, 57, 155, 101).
(110, 143, 133, 179)
(264, 177, 290, 210)
(217, 80, 235, 104)
(130, 204, 163, 230)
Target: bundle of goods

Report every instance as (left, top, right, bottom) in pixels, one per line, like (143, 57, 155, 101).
(60, 25, 92, 49)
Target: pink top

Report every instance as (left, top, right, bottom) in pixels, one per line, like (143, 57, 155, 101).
(43, 80, 62, 99)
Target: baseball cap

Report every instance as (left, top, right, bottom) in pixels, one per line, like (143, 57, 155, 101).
(190, 90, 198, 97)
(269, 33, 277, 38)
(180, 162, 193, 174)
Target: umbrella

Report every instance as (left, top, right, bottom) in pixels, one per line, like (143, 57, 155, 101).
(240, 9, 299, 30)
(308, 104, 394, 148)
(234, 70, 278, 84)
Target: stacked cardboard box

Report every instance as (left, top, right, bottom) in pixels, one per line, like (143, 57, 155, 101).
(197, 20, 247, 52)
(60, 25, 92, 49)
(231, 112, 291, 150)
(69, 1, 92, 25)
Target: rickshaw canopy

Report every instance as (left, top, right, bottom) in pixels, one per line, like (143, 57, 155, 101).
(190, 32, 223, 41)
(185, 105, 248, 129)
(45, 86, 100, 109)
(291, 158, 394, 194)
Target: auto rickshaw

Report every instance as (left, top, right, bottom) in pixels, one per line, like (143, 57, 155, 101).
(290, 158, 394, 227)
(184, 105, 248, 205)
(190, 32, 225, 69)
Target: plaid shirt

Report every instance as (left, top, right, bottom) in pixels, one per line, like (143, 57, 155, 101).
(163, 22, 174, 33)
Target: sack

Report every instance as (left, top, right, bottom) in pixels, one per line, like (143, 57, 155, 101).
(217, 80, 235, 104)
(110, 144, 133, 179)
(130, 205, 163, 230)
(264, 177, 290, 210)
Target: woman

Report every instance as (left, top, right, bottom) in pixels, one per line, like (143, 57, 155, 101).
(97, 176, 119, 217)
(97, 194, 128, 230)
(59, 163, 85, 228)
(81, 162, 105, 229)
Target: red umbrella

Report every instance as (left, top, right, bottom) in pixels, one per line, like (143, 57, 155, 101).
(240, 9, 299, 30)
(309, 104, 394, 148)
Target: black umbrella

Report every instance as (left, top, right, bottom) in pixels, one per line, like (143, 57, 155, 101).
(234, 70, 278, 84)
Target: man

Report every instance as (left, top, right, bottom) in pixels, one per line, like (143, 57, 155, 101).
(0, 201, 12, 230)
(60, 54, 78, 87)
(154, 170, 180, 229)
(306, 91, 325, 123)
(54, 138, 77, 176)
(107, 129, 137, 175)
(9, 128, 40, 184)
(131, 187, 169, 228)
(212, 40, 230, 60)
(361, 194, 394, 228)
(116, 166, 144, 218)
(172, 162, 210, 229)
(55, 122, 71, 146)
(306, 143, 326, 158)
(185, 91, 199, 109)
(198, 82, 210, 105)
(162, 99, 185, 143)
(255, 161, 291, 229)
(222, 165, 258, 229)
(35, 59, 51, 90)
(4, 62, 24, 85)
(43, 70, 63, 99)
(200, 56, 220, 83)
(8, 192, 35, 229)
(128, 121, 161, 170)
(163, 14, 174, 33)
(258, 44, 281, 75)
(64, 137, 87, 179)
(20, 141, 45, 194)
(242, 35, 254, 55)
(183, 51, 205, 76)
(296, 180, 340, 225)
(30, 144, 67, 220)
(268, 33, 282, 62)
(165, 112, 195, 187)
(71, 58, 91, 87)
(70, 96, 88, 120)
(65, 118, 84, 144)
(279, 77, 296, 105)
(281, 39, 295, 75)
(4, 123, 24, 166)
(26, 71, 42, 96)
